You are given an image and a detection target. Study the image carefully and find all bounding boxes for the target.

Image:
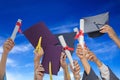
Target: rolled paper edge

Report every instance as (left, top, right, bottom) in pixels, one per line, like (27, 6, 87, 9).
(80, 19, 84, 33)
(80, 19, 85, 48)
(58, 35, 67, 47)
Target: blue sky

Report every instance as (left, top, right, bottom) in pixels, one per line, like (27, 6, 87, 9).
(0, 0, 120, 80)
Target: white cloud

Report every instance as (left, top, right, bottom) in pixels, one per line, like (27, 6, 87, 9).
(0, 47, 3, 54)
(7, 58, 17, 67)
(50, 23, 79, 34)
(10, 43, 33, 54)
(25, 63, 34, 68)
(6, 71, 34, 80)
(0, 53, 17, 68)
(0, 36, 5, 45)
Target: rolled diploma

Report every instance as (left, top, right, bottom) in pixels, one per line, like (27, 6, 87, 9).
(58, 35, 74, 69)
(73, 19, 84, 48)
(10, 19, 22, 41)
(80, 19, 84, 48)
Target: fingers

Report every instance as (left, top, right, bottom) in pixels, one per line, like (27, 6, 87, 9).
(72, 61, 80, 74)
(60, 52, 66, 61)
(4, 38, 14, 50)
(100, 25, 111, 33)
(36, 64, 45, 77)
(76, 44, 82, 54)
(37, 64, 45, 71)
(72, 60, 81, 79)
(88, 55, 94, 61)
(76, 44, 88, 54)
(85, 53, 90, 59)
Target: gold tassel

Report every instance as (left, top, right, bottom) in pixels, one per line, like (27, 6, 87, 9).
(35, 37, 42, 54)
(49, 61, 53, 80)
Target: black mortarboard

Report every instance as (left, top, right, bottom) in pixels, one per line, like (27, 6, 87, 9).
(23, 22, 62, 75)
(83, 12, 109, 38)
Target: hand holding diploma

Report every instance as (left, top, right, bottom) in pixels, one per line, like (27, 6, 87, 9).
(58, 35, 74, 69)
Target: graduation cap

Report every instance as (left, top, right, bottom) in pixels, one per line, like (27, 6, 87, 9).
(23, 22, 62, 75)
(23, 22, 76, 75)
(83, 12, 109, 38)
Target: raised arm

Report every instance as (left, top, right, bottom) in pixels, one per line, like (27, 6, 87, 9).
(60, 52, 71, 80)
(76, 44, 90, 75)
(100, 25, 120, 48)
(34, 48, 44, 80)
(86, 48, 119, 80)
(70, 60, 81, 80)
(0, 38, 14, 80)
(76, 44, 99, 80)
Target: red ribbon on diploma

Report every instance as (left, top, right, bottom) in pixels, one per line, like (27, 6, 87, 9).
(64, 46, 74, 51)
(16, 22, 22, 33)
(74, 30, 84, 39)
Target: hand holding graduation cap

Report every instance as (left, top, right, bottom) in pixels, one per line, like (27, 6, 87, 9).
(100, 25, 120, 48)
(100, 25, 116, 39)
(34, 37, 44, 67)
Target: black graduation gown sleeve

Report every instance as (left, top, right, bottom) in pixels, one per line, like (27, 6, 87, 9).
(82, 68, 100, 80)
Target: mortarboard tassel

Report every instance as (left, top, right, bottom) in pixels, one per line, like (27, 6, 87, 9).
(35, 37, 42, 54)
(49, 61, 53, 80)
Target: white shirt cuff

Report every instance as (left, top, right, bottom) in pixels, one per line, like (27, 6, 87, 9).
(99, 63, 110, 80)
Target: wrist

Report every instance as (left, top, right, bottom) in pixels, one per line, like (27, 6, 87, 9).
(94, 58, 102, 67)
(110, 34, 117, 39)
(34, 57, 41, 63)
(80, 57, 86, 61)
(2, 52, 8, 57)
(3, 51, 9, 55)
(74, 75, 81, 80)
(63, 66, 68, 71)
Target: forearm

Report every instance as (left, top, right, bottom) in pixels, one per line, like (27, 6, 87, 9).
(111, 35, 120, 48)
(0, 52, 8, 78)
(34, 71, 37, 80)
(34, 54, 42, 80)
(94, 58, 102, 68)
(34, 60, 39, 80)
(74, 75, 81, 80)
(81, 58, 90, 75)
(94, 58, 110, 80)
(63, 66, 71, 80)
